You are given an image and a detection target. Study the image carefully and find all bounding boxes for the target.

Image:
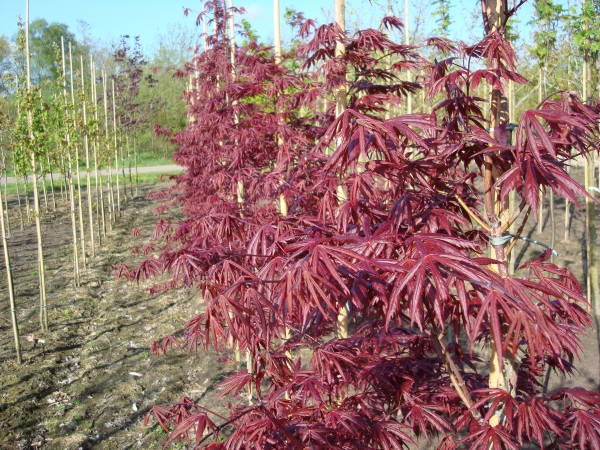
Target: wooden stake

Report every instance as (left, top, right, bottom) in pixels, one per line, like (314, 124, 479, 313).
(80, 56, 95, 258)
(0, 183, 22, 363)
(61, 36, 80, 287)
(26, 0, 48, 331)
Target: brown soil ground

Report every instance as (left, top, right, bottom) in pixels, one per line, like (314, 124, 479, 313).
(0, 183, 232, 449)
(0, 168, 598, 450)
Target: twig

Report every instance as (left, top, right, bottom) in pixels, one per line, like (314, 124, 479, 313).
(505, 206, 531, 257)
(454, 195, 490, 232)
(502, 199, 526, 231)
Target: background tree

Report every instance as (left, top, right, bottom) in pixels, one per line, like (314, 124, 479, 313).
(27, 19, 79, 85)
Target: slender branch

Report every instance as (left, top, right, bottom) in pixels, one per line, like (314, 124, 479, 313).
(422, 299, 482, 423)
(502, 198, 526, 231)
(505, 206, 532, 257)
(454, 195, 490, 232)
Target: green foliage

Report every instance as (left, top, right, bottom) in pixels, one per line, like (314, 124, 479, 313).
(529, 0, 564, 64)
(432, 0, 452, 38)
(0, 35, 13, 95)
(28, 19, 80, 85)
(241, 19, 259, 44)
(568, 0, 600, 57)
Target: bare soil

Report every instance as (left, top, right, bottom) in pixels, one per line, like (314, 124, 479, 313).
(0, 168, 598, 450)
(0, 184, 232, 449)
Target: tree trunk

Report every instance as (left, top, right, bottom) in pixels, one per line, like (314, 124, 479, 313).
(482, 0, 514, 429)
(134, 137, 138, 197)
(24, 178, 30, 224)
(102, 72, 114, 228)
(26, 0, 48, 331)
(70, 44, 87, 269)
(112, 79, 121, 217)
(61, 37, 80, 287)
(583, 55, 599, 309)
(91, 58, 102, 244)
(47, 154, 56, 210)
(2, 151, 11, 237)
(14, 164, 24, 231)
(80, 56, 95, 258)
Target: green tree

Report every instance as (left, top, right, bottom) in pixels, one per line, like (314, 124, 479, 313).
(432, 0, 452, 37)
(27, 19, 79, 84)
(0, 35, 13, 95)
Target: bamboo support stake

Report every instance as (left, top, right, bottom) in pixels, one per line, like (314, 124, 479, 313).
(483, 0, 514, 430)
(47, 154, 56, 210)
(1, 151, 11, 237)
(564, 165, 571, 241)
(112, 79, 120, 216)
(24, 178, 30, 224)
(103, 73, 115, 227)
(0, 185, 22, 363)
(26, 0, 48, 332)
(405, 0, 411, 114)
(69, 44, 87, 269)
(61, 37, 80, 287)
(334, 0, 349, 339)
(14, 162, 24, 231)
(80, 56, 95, 257)
(91, 59, 103, 242)
(537, 69, 544, 235)
(127, 134, 133, 197)
(134, 137, 138, 196)
(582, 55, 598, 306)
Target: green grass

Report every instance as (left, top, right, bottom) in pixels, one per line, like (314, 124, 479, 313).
(5, 146, 175, 177)
(2, 171, 182, 195)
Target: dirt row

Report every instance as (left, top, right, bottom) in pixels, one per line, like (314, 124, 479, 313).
(0, 185, 231, 449)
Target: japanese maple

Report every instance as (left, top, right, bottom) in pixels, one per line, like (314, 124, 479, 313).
(126, 1, 600, 448)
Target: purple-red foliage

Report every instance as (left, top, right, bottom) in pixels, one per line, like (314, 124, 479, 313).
(126, 1, 600, 448)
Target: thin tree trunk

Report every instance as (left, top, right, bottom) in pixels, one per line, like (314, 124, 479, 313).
(80, 56, 95, 258)
(127, 134, 133, 198)
(99, 165, 106, 239)
(42, 170, 48, 213)
(30, 155, 48, 331)
(112, 79, 120, 217)
(67, 152, 80, 287)
(483, 0, 514, 429)
(47, 154, 56, 210)
(59, 154, 65, 202)
(61, 36, 80, 287)
(2, 151, 11, 237)
(0, 184, 22, 363)
(120, 130, 127, 200)
(14, 164, 24, 231)
(70, 43, 87, 269)
(583, 55, 599, 308)
(25, 0, 48, 331)
(134, 137, 138, 196)
(91, 61, 102, 242)
(24, 178, 30, 224)
(102, 73, 114, 228)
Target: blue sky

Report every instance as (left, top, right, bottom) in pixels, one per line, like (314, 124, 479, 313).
(0, 1, 326, 46)
(0, 0, 537, 55)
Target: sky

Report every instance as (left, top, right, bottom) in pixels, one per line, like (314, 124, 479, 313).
(0, 0, 326, 48)
(0, 0, 538, 57)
